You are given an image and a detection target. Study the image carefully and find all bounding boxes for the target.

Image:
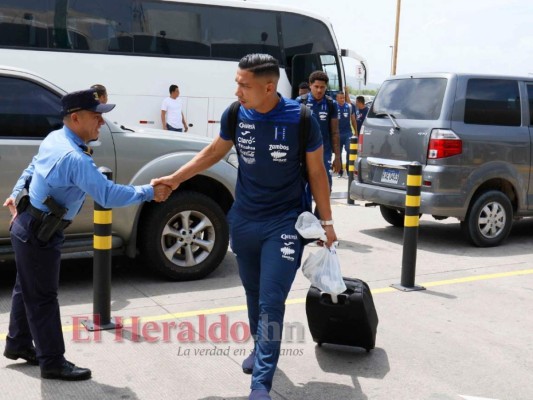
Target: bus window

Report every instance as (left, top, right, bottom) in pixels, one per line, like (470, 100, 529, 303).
(0, 0, 51, 48)
(281, 13, 337, 65)
(63, 0, 132, 52)
(206, 7, 279, 61)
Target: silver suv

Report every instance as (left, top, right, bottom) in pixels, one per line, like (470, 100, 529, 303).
(0, 66, 237, 279)
(350, 72, 533, 247)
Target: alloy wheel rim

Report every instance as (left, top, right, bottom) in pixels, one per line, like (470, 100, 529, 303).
(160, 210, 216, 267)
(478, 201, 506, 239)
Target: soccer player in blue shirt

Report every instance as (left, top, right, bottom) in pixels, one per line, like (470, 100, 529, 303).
(296, 71, 341, 188)
(153, 54, 337, 400)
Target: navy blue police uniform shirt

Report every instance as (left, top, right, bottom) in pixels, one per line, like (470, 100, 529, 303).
(220, 96, 322, 221)
(298, 95, 337, 155)
(338, 102, 354, 136)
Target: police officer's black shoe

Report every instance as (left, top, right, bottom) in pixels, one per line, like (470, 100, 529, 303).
(3, 347, 39, 365)
(41, 361, 92, 381)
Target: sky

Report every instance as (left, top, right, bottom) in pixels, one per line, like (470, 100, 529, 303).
(260, 0, 533, 87)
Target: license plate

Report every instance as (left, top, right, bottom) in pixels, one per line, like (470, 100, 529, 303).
(381, 168, 399, 184)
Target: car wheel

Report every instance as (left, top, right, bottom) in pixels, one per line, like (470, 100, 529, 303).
(379, 205, 405, 227)
(139, 190, 229, 280)
(461, 190, 512, 247)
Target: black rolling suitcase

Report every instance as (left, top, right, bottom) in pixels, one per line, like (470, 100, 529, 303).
(305, 277, 378, 352)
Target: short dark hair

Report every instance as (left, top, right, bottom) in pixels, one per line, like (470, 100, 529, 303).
(309, 71, 329, 84)
(91, 84, 107, 97)
(238, 53, 280, 79)
(298, 82, 310, 90)
(169, 84, 178, 94)
(356, 95, 365, 104)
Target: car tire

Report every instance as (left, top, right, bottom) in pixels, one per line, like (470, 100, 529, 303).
(139, 190, 229, 280)
(461, 190, 512, 247)
(379, 205, 405, 227)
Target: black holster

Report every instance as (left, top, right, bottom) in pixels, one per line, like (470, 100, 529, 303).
(15, 177, 31, 214)
(15, 188, 30, 215)
(34, 196, 68, 242)
(36, 213, 65, 242)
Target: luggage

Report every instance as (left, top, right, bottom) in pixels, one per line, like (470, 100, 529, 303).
(305, 277, 378, 352)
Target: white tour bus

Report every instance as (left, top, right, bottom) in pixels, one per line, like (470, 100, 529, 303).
(0, 0, 367, 137)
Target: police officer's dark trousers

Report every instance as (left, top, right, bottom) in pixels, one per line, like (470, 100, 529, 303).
(229, 211, 304, 392)
(6, 211, 66, 370)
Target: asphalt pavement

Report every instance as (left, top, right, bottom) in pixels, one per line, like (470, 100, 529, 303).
(1, 176, 532, 400)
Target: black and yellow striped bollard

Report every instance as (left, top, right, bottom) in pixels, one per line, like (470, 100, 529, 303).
(82, 167, 122, 331)
(347, 135, 358, 205)
(392, 162, 426, 292)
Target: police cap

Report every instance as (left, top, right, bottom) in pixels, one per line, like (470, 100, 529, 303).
(61, 89, 115, 115)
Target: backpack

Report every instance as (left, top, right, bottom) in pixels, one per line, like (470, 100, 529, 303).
(227, 101, 312, 180)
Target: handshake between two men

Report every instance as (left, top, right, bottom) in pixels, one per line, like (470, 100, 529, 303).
(151, 173, 181, 203)
(152, 182, 173, 202)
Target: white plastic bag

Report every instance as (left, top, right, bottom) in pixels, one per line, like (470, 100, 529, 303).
(295, 211, 326, 242)
(301, 244, 347, 299)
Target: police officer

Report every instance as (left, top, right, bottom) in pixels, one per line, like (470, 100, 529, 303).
(153, 54, 337, 400)
(2, 89, 171, 380)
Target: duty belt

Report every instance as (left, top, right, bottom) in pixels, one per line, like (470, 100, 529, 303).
(26, 203, 71, 230)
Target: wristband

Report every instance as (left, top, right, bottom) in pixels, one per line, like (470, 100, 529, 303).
(320, 219, 334, 226)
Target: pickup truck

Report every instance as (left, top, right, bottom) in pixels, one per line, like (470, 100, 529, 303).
(0, 66, 237, 280)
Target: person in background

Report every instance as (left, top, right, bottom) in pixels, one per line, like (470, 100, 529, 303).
(355, 95, 369, 134)
(335, 92, 357, 178)
(161, 84, 188, 132)
(297, 81, 310, 97)
(296, 71, 340, 189)
(152, 54, 336, 400)
(91, 84, 108, 104)
(3, 89, 171, 381)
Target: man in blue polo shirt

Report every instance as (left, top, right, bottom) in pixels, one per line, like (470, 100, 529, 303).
(153, 54, 337, 400)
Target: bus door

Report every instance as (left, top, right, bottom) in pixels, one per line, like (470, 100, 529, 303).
(291, 53, 342, 99)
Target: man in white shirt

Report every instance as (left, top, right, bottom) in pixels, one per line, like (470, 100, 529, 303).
(161, 85, 188, 132)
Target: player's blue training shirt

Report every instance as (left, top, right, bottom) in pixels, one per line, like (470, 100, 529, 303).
(220, 96, 322, 221)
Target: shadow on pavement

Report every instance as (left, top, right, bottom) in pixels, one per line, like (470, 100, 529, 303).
(360, 217, 533, 257)
(197, 346, 389, 400)
(0, 251, 242, 313)
(5, 363, 140, 400)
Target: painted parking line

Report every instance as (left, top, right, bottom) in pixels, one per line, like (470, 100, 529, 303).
(1, 268, 532, 341)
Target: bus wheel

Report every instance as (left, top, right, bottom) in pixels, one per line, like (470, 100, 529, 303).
(461, 190, 512, 247)
(140, 191, 229, 280)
